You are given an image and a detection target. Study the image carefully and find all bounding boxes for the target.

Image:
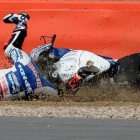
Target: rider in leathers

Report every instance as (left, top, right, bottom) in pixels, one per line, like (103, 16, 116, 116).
(0, 13, 58, 100)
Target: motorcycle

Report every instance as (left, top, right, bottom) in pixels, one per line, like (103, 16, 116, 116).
(30, 34, 140, 91)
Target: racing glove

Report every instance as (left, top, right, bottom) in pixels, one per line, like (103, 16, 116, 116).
(65, 73, 83, 93)
(25, 90, 34, 101)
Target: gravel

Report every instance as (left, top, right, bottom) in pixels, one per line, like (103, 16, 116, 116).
(0, 103, 140, 119)
(0, 84, 140, 119)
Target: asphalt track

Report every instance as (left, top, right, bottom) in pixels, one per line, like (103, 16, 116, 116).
(0, 117, 140, 140)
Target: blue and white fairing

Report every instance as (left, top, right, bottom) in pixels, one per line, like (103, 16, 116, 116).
(53, 48, 118, 70)
(30, 45, 118, 83)
(30, 43, 71, 62)
(53, 49, 118, 83)
(98, 55, 119, 72)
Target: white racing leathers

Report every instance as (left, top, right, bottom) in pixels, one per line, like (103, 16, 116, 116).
(0, 46, 58, 100)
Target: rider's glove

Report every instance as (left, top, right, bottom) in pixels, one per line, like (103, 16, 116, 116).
(25, 90, 34, 101)
(65, 73, 83, 93)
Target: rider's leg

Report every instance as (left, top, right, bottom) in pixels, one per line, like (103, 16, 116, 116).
(3, 13, 59, 99)
(4, 30, 27, 52)
(0, 13, 30, 100)
(3, 13, 30, 57)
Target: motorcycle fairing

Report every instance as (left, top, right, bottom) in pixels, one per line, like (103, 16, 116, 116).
(55, 50, 111, 83)
(53, 47, 72, 59)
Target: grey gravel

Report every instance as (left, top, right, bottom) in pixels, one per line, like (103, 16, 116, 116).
(0, 105, 140, 119)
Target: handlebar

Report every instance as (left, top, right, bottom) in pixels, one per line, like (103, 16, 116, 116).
(40, 34, 56, 47)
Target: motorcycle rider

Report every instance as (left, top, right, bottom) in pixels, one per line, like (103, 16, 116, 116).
(1, 13, 58, 100)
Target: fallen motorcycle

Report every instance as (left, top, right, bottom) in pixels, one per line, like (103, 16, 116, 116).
(30, 34, 140, 91)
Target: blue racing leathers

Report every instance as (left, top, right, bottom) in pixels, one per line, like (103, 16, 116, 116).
(1, 13, 58, 100)
(0, 46, 58, 100)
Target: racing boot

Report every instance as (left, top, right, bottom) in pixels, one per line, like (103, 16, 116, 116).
(3, 13, 30, 24)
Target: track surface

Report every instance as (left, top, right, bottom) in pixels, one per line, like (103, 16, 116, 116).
(0, 116, 140, 140)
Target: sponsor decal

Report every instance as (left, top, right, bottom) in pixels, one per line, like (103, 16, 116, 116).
(60, 74, 74, 79)
(63, 51, 78, 58)
(8, 73, 20, 93)
(11, 73, 20, 92)
(28, 62, 42, 88)
(10, 49, 19, 62)
(8, 74, 16, 93)
(18, 64, 32, 93)
(0, 76, 9, 96)
(18, 50, 23, 59)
